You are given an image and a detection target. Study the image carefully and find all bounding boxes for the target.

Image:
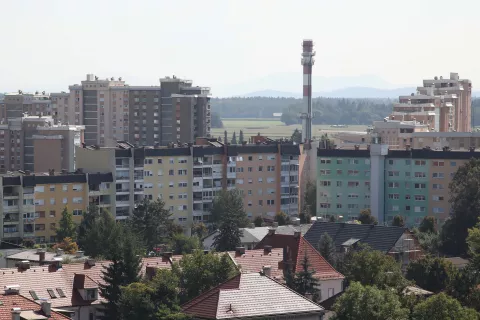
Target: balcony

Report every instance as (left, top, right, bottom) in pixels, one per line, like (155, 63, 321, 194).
(227, 172, 236, 179)
(116, 175, 130, 182)
(3, 193, 19, 200)
(133, 175, 144, 182)
(23, 193, 35, 199)
(115, 164, 130, 170)
(116, 189, 130, 195)
(116, 201, 130, 207)
(3, 215, 19, 223)
(3, 232, 20, 238)
(4, 206, 19, 213)
(134, 188, 143, 194)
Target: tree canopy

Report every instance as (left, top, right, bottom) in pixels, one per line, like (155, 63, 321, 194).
(358, 209, 378, 225)
(169, 233, 202, 255)
(419, 216, 436, 233)
(332, 282, 409, 320)
(406, 256, 457, 293)
(274, 211, 289, 226)
(289, 255, 320, 302)
(411, 293, 479, 320)
(317, 232, 336, 267)
(56, 207, 77, 241)
(303, 180, 317, 217)
(392, 215, 405, 227)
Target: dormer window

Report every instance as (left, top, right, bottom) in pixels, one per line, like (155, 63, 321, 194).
(85, 288, 98, 301)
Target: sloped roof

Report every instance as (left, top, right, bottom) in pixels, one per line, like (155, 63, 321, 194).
(182, 273, 323, 319)
(296, 238, 344, 280)
(0, 294, 70, 320)
(228, 248, 284, 280)
(304, 221, 406, 253)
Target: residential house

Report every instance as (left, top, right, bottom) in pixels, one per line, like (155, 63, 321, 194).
(4, 248, 88, 268)
(181, 273, 325, 319)
(0, 292, 71, 319)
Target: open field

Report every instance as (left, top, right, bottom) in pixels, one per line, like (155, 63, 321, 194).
(212, 118, 368, 139)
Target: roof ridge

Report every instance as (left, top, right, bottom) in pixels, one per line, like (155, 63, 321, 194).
(299, 237, 344, 278)
(181, 273, 241, 310)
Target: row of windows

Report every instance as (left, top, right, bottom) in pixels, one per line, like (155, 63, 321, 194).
(320, 169, 370, 176)
(388, 205, 445, 213)
(319, 158, 458, 167)
(34, 185, 83, 192)
(320, 159, 371, 165)
(319, 203, 370, 210)
(319, 181, 370, 188)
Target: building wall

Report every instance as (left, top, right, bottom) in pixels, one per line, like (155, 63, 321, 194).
(319, 279, 343, 302)
(316, 155, 371, 220)
(34, 182, 88, 243)
(33, 139, 63, 172)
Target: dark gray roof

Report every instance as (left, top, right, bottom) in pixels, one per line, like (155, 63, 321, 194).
(304, 221, 406, 253)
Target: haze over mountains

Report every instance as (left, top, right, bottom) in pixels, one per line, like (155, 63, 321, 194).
(215, 73, 480, 98)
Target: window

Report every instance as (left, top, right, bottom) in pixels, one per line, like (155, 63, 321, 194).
(178, 182, 188, 187)
(157, 169, 163, 176)
(414, 206, 426, 213)
(388, 171, 399, 177)
(34, 199, 44, 206)
(62, 198, 67, 204)
(348, 159, 359, 165)
(320, 181, 331, 186)
(267, 166, 275, 172)
(29, 290, 39, 300)
(336, 169, 343, 175)
(267, 200, 275, 206)
(405, 205, 411, 211)
(433, 161, 445, 167)
(169, 182, 174, 187)
(248, 179, 253, 184)
(258, 166, 263, 172)
(414, 183, 426, 189)
(388, 194, 400, 200)
(388, 160, 394, 165)
(405, 160, 411, 165)
(415, 160, 426, 166)
(248, 167, 253, 172)
(389, 205, 399, 211)
(405, 195, 411, 200)
(85, 289, 97, 300)
(365, 171, 370, 176)
(177, 169, 187, 175)
(336, 181, 342, 187)
(320, 203, 331, 208)
(50, 198, 55, 205)
(178, 158, 187, 164)
(432, 184, 444, 190)
(73, 197, 83, 204)
(337, 203, 342, 209)
(414, 172, 426, 178)
(237, 179, 244, 184)
(348, 194, 359, 199)
(56, 288, 66, 298)
(433, 207, 445, 213)
(34, 186, 45, 193)
(267, 177, 275, 183)
(258, 178, 263, 183)
(236, 167, 244, 173)
(432, 195, 444, 201)
(258, 155, 263, 160)
(328, 288, 335, 298)
(347, 181, 360, 188)
(248, 156, 253, 161)
(347, 204, 359, 209)
(365, 159, 370, 165)
(432, 172, 444, 178)
(414, 195, 426, 201)
(157, 159, 163, 164)
(320, 159, 331, 164)
(450, 161, 457, 167)
(348, 170, 359, 176)
(62, 185, 68, 191)
(169, 158, 174, 164)
(336, 159, 343, 164)
(169, 169, 174, 176)
(267, 155, 276, 160)
(49, 185, 55, 192)
(73, 210, 82, 216)
(47, 289, 57, 299)
(73, 185, 83, 191)
(49, 210, 56, 217)
(388, 182, 399, 188)
(259, 200, 263, 206)
(405, 172, 411, 177)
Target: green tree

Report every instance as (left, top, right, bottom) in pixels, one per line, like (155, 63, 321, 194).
(253, 216, 263, 227)
(80, 209, 120, 259)
(239, 130, 244, 144)
(419, 216, 436, 233)
(332, 282, 409, 320)
(340, 245, 408, 290)
(77, 204, 100, 250)
(274, 211, 289, 226)
(303, 180, 317, 217)
(191, 223, 208, 239)
(291, 255, 320, 302)
(231, 131, 237, 144)
(291, 128, 302, 143)
(129, 198, 172, 252)
(413, 228, 441, 256)
(118, 283, 156, 320)
(169, 233, 201, 254)
(317, 232, 336, 266)
(100, 259, 125, 320)
(213, 212, 244, 252)
(223, 130, 228, 144)
(406, 256, 457, 293)
(448, 263, 480, 311)
(467, 220, 480, 257)
(392, 215, 405, 227)
(56, 206, 77, 241)
(441, 158, 480, 256)
(412, 293, 479, 320)
(358, 209, 378, 225)
(175, 251, 237, 302)
(299, 210, 311, 224)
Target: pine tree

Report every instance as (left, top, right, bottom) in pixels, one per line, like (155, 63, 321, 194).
(317, 233, 336, 266)
(231, 131, 237, 144)
(292, 255, 320, 302)
(77, 204, 100, 250)
(239, 130, 244, 144)
(100, 259, 124, 320)
(213, 214, 243, 252)
(224, 131, 228, 144)
(291, 128, 302, 143)
(56, 206, 77, 241)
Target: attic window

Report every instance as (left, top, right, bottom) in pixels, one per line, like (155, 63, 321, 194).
(29, 290, 39, 300)
(47, 289, 57, 298)
(56, 288, 66, 298)
(85, 289, 97, 301)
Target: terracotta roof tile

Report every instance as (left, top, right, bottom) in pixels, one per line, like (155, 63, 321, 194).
(0, 294, 70, 320)
(295, 238, 344, 280)
(228, 249, 284, 280)
(182, 273, 323, 319)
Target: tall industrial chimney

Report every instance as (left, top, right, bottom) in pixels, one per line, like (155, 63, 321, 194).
(300, 39, 315, 142)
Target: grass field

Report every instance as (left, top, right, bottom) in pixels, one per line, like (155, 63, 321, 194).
(212, 118, 368, 139)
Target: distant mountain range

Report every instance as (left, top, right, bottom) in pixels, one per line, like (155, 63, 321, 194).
(243, 87, 419, 99)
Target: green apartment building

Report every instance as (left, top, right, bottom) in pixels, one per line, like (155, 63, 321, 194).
(317, 145, 477, 227)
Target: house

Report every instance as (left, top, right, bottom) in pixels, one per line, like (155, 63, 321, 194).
(303, 221, 422, 265)
(182, 272, 325, 319)
(0, 292, 71, 319)
(203, 224, 313, 250)
(231, 230, 344, 302)
(445, 257, 469, 270)
(5, 248, 88, 268)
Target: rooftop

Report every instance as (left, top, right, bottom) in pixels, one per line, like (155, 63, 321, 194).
(182, 273, 324, 319)
(0, 294, 70, 320)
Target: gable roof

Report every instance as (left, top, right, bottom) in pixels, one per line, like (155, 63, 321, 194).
(182, 273, 323, 319)
(296, 238, 344, 280)
(228, 248, 284, 280)
(0, 294, 70, 320)
(304, 221, 406, 253)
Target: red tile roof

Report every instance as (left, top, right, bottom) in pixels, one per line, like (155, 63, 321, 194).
(182, 273, 323, 319)
(296, 238, 344, 280)
(228, 248, 284, 280)
(0, 294, 70, 320)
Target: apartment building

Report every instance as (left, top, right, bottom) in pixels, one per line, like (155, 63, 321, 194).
(0, 171, 114, 244)
(76, 139, 302, 225)
(316, 144, 478, 227)
(0, 115, 84, 173)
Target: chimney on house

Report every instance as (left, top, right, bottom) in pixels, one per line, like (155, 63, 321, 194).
(262, 265, 272, 277)
(235, 247, 245, 255)
(294, 231, 301, 238)
(263, 245, 272, 254)
(85, 259, 96, 268)
(41, 301, 51, 316)
(11, 308, 21, 320)
(272, 222, 279, 228)
(56, 248, 64, 256)
(75, 251, 84, 258)
(268, 228, 276, 236)
(16, 261, 30, 272)
(161, 252, 173, 260)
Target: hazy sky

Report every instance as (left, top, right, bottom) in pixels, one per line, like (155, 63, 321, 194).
(1, 0, 479, 96)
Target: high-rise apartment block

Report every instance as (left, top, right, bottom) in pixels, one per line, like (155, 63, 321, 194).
(0, 171, 114, 244)
(316, 144, 480, 227)
(76, 139, 303, 225)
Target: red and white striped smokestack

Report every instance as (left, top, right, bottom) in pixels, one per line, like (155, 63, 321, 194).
(300, 39, 315, 142)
